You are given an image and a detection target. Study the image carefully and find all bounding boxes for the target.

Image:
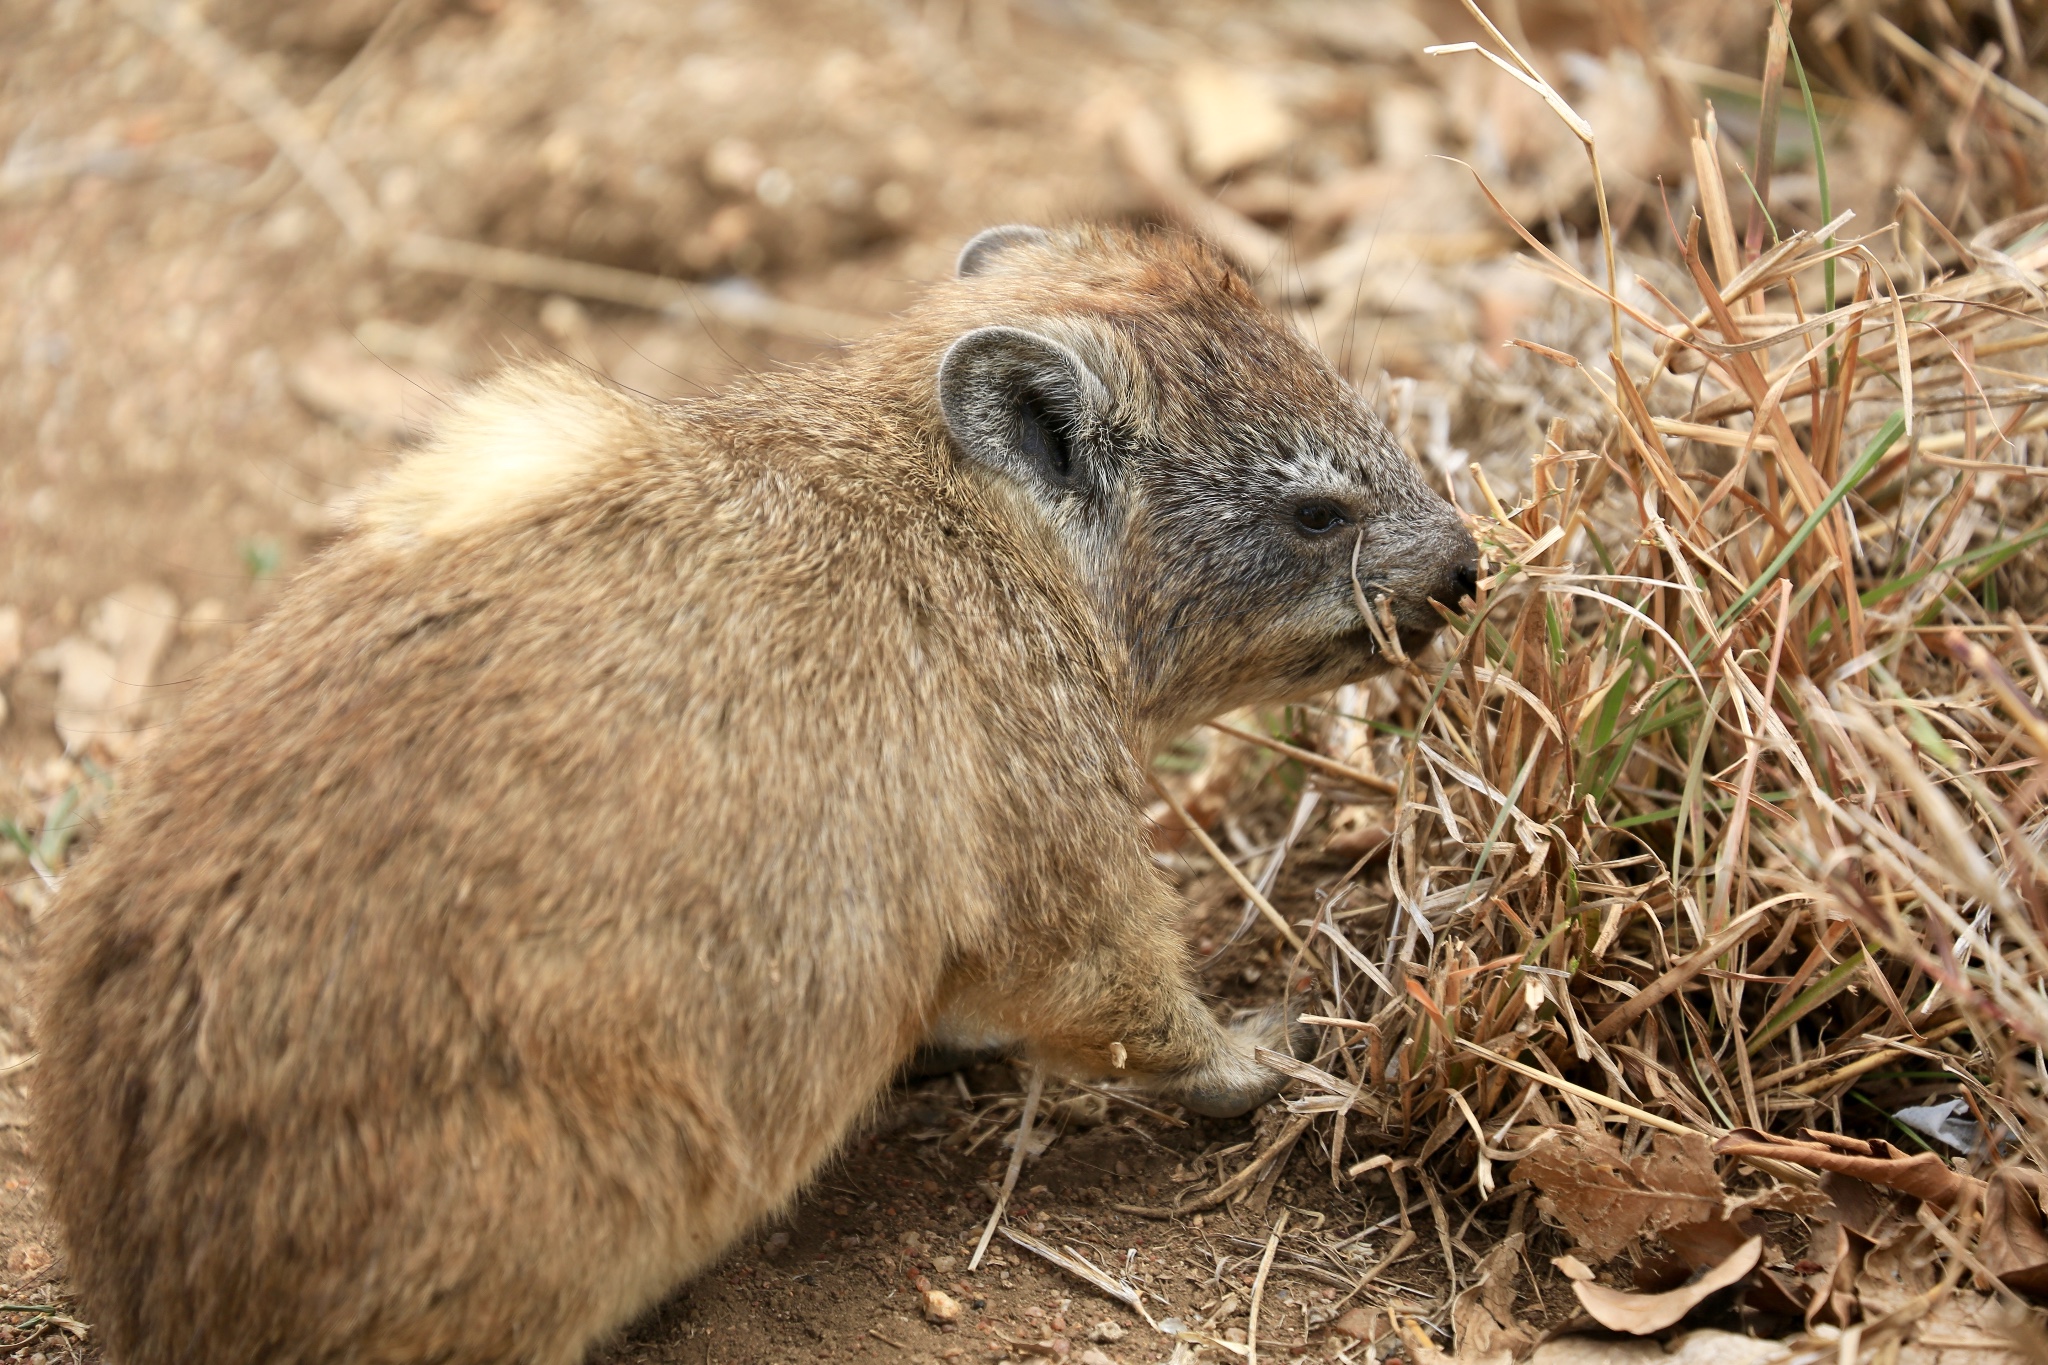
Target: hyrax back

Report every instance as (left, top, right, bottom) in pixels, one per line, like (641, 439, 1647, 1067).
(35, 226, 1474, 1365)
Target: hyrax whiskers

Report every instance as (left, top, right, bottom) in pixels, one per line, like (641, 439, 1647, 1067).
(35, 225, 1477, 1365)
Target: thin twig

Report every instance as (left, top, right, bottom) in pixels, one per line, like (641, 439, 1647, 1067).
(1207, 718, 1400, 797)
(970, 1065, 1044, 1271)
(1115, 1112, 1314, 1219)
(1150, 775, 1309, 956)
(999, 1227, 1161, 1331)
(1457, 1041, 1719, 1138)
(1245, 1210, 1290, 1365)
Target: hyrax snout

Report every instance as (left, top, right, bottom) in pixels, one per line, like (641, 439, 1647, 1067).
(35, 225, 1475, 1365)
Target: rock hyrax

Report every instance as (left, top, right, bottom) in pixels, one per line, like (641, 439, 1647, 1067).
(36, 225, 1476, 1365)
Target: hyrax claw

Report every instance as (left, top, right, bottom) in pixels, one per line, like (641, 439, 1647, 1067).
(36, 225, 1473, 1365)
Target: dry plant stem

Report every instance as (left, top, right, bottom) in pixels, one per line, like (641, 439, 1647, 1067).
(1439, 0, 1621, 352)
(1327, 1228, 1419, 1313)
(1709, 582, 1793, 935)
(1873, 12, 2048, 135)
(1745, 5, 1790, 261)
(1676, 228, 1828, 532)
(1148, 774, 1309, 955)
(1785, 1022, 1971, 1096)
(1946, 631, 2048, 760)
(997, 1228, 1155, 1328)
(1245, 1209, 1289, 1365)
(1206, 718, 1399, 797)
(1691, 115, 1741, 290)
(970, 1065, 1044, 1271)
(232, 0, 431, 209)
(1899, 185, 1979, 268)
(1417, 1170, 1458, 1306)
(1589, 906, 1771, 1042)
(1912, 1204, 2015, 1301)
(1458, 1042, 1713, 1138)
(1114, 1112, 1314, 1219)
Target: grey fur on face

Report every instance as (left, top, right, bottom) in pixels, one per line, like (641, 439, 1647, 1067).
(934, 232, 1475, 740)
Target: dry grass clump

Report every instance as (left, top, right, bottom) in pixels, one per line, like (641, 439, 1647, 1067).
(1144, 0, 2048, 1351)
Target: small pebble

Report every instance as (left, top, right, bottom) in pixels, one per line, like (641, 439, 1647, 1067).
(1087, 1321, 1126, 1343)
(921, 1288, 964, 1324)
(1077, 1352, 1115, 1365)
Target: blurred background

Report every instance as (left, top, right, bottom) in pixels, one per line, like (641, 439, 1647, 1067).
(1, 0, 1999, 778)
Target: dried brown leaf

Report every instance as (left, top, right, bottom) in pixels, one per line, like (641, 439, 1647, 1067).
(1808, 1222, 1875, 1330)
(1743, 1266, 1818, 1319)
(1570, 1236, 1762, 1335)
(1663, 1217, 1754, 1271)
(1856, 1231, 1944, 1320)
(1713, 1128, 1982, 1211)
(1521, 1127, 1723, 1262)
(1896, 1292, 2034, 1365)
(1978, 1166, 2048, 1294)
(1450, 1232, 1530, 1365)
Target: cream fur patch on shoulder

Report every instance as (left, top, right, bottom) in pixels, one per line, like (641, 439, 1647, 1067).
(353, 365, 656, 547)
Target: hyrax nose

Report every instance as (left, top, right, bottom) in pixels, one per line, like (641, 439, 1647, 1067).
(1433, 559, 1479, 610)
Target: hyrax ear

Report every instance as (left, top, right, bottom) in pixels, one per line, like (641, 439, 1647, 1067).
(938, 326, 1108, 499)
(955, 224, 1049, 277)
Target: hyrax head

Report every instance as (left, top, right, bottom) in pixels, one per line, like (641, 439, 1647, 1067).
(935, 225, 1478, 742)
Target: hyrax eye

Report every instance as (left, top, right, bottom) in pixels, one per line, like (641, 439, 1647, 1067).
(1293, 500, 1347, 535)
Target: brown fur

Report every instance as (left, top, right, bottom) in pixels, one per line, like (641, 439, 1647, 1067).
(33, 226, 1474, 1365)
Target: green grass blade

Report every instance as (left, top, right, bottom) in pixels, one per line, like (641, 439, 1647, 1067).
(1780, 0, 1835, 361)
(1716, 410, 1905, 631)
(1583, 668, 1634, 753)
(1732, 161, 1780, 247)
(1747, 947, 1867, 1054)
(1612, 789, 1793, 830)
(1863, 518, 2048, 609)
(1461, 740, 1546, 900)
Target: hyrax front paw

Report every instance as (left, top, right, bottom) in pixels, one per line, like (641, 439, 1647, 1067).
(1167, 1004, 1305, 1119)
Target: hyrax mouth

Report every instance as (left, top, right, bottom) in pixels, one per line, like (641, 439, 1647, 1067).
(1341, 619, 1444, 663)
(1341, 581, 1445, 660)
